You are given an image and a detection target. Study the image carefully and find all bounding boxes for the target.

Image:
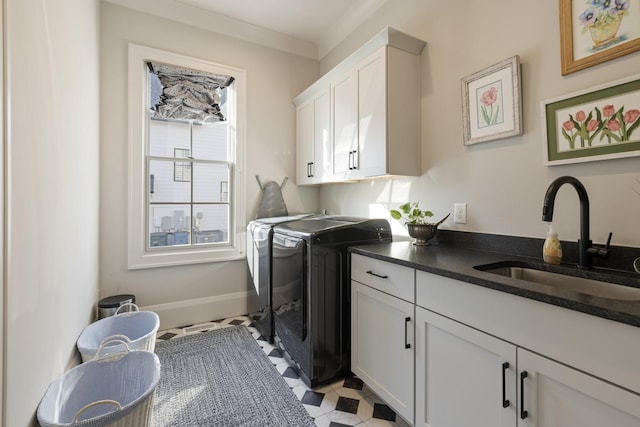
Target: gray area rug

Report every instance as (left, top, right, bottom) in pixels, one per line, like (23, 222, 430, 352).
(151, 325, 315, 427)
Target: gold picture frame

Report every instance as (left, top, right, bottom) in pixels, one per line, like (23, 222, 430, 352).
(560, 0, 640, 75)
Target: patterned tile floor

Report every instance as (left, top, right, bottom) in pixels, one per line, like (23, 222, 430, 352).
(156, 315, 410, 427)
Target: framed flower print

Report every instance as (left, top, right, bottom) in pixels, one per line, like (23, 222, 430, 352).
(462, 56, 523, 145)
(542, 74, 640, 165)
(560, 0, 640, 75)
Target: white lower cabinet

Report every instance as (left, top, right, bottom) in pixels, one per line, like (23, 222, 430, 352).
(351, 280, 414, 424)
(518, 348, 640, 426)
(415, 308, 640, 427)
(415, 307, 517, 427)
(352, 257, 640, 427)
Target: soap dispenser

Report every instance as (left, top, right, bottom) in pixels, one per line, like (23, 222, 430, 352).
(543, 224, 562, 265)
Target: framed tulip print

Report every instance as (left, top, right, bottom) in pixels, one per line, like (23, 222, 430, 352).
(462, 55, 523, 146)
(542, 74, 640, 165)
(560, 0, 640, 75)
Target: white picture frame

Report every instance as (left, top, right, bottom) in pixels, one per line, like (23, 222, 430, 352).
(542, 74, 640, 166)
(462, 55, 523, 145)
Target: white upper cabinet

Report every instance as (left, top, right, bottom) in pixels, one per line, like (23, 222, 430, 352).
(295, 85, 330, 184)
(334, 45, 422, 180)
(331, 70, 358, 178)
(294, 27, 425, 185)
(295, 98, 314, 185)
(355, 49, 386, 178)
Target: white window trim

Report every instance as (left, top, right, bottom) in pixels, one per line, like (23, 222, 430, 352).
(127, 43, 246, 269)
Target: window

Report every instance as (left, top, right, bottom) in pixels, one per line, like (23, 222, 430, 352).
(128, 44, 246, 269)
(173, 148, 191, 182)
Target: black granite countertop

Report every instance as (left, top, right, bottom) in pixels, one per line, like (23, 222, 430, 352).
(349, 240, 640, 328)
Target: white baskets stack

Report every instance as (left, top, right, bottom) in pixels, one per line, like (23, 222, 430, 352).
(76, 303, 160, 362)
(37, 339, 161, 427)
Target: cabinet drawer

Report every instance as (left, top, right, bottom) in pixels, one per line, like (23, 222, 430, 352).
(351, 253, 414, 303)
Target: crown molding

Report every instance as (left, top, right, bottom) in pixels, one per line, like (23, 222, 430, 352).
(103, 0, 319, 59)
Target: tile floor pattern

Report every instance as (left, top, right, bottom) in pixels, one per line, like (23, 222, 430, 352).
(156, 315, 410, 427)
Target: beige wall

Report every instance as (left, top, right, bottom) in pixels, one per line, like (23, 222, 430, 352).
(319, 0, 640, 250)
(4, 0, 101, 425)
(99, 3, 320, 326)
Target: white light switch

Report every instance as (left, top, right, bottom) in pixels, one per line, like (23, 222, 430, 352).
(454, 203, 467, 224)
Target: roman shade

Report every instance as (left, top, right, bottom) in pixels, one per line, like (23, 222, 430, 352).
(147, 62, 234, 123)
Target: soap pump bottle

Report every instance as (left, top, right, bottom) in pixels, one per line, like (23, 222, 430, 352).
(543, 224, 562, 265)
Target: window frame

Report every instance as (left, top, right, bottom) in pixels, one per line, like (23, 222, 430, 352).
(128, 43, 246, 269)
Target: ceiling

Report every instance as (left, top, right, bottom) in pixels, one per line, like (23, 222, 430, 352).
(104, 0, 389, 59)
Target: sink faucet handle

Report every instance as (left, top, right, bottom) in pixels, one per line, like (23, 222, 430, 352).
(587, 232, 612, 259)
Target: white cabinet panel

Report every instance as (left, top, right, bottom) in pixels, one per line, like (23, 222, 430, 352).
(415, 307, 517, 427)
(295, 99, 314, 185)
(351, 253, 414, 303)
(356, 49, 386, 177)
(351, 281, 415, 425)
(313, 90, 331, 182)
(331, 71, 358, 178)
(518, 348, 640, 427)
(295, 86, 330, 185)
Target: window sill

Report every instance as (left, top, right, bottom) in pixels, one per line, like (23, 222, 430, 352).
(127, 245, 245, 270)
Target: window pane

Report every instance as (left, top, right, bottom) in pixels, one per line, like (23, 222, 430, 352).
(149, 120, 190, 158)
(149, 159, 191, 203)
(193, 204, 229, 244)
(193, 163, 230, 203)
(192, 122, 228, 161)
(173, 148, 191, 182)
(148, 204, 191, 248)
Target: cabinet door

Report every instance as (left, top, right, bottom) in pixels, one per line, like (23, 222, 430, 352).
(351, 281, 414, 424)
(415, 307, 517, 427)
(357, 48, 387, 177)
(518, 348, 640, 427)
(296, 87, 330, 184)
(313, 89, 331, 182)
(295, 99, 314, 184)
(332, 70, 358, 178)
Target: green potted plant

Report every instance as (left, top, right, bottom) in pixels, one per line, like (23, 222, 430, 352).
(390, 202, 450, 246)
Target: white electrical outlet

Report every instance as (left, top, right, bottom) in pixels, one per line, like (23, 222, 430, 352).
(454, 203, 467, 224)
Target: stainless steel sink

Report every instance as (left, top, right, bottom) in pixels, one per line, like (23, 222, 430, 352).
(474, 261, 640, 301)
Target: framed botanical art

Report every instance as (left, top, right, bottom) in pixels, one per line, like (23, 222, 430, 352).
(462, 56, 523, 145)
(560, 0, 640, 75)
(542, 74, 640, 165)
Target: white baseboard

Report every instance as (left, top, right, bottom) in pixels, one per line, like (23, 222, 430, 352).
(141, 290, 259, 330)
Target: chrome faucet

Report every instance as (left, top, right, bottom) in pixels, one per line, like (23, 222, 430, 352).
(542, 176, 611, 269)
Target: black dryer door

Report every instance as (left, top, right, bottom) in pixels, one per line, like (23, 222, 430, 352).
(271, 232, 307, 341)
